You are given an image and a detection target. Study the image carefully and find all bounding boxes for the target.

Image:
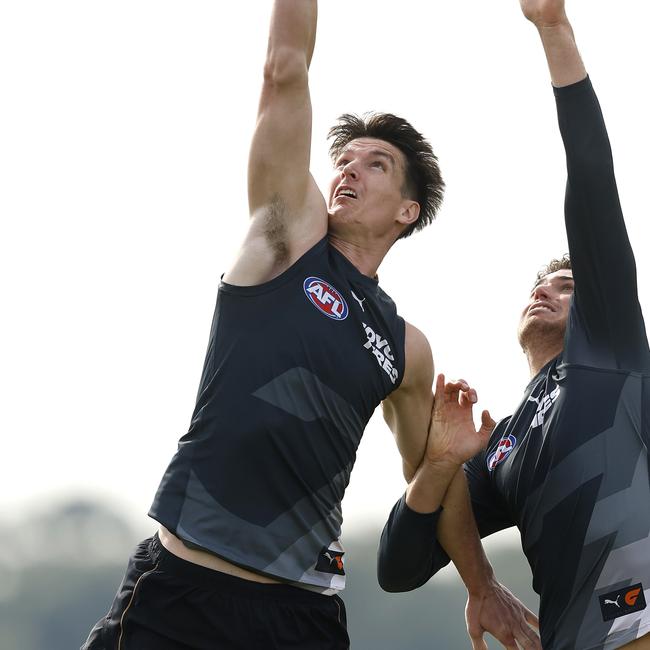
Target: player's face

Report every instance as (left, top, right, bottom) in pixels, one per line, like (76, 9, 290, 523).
(519, 269, 575, 332)
(327, 138, 416, 238)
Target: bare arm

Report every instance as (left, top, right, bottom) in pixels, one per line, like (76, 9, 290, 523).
(520, 0, 586, 87)
(405, 377, 540, 649)
(225, 0, 327, 286)
(382, 323, 434, 481)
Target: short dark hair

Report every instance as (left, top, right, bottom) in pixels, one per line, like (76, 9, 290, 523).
(327, 112, 444, 239)
(534, 254, 572, 286)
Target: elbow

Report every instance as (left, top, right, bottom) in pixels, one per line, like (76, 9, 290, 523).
(377, 554, 436, 593)
(378, 550, 451, 593)
(567, 154, 614, 183)
(378, 570, 420, 593)
(263, 45, 309, 89)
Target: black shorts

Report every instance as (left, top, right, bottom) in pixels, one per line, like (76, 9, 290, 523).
(81, 534, 349, 650)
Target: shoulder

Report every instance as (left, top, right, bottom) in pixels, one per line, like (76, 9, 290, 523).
(405, 322, 433, 367)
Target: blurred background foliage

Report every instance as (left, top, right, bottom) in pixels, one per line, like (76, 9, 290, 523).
(0, 500, 537, 649)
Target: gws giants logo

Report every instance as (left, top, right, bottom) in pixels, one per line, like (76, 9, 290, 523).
(599, 583, 646, 622)
(315, 546, 345, 575)
(362, 322, 398, 384)
(303, 277, 348, 320)
(487, 434, 517, 472)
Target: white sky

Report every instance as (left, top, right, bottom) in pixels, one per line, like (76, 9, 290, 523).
(2, 1, 649, 543)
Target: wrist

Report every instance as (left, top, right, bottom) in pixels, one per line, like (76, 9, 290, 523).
(423, 453, 464, 473)
(535, 18, 572, 38)
(465, 566, 497, 598)
(530, 11, 570, 31)
(405, 458, 460, 514)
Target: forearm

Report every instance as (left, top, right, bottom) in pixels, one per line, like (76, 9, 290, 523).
(405, 455, 458, 513)
(535, 19, 586, 88)
(437, 470, 494, 595)
(267, 0, 317, 73)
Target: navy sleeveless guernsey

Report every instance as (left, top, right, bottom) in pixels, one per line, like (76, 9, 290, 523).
(149, 237, 406, 592)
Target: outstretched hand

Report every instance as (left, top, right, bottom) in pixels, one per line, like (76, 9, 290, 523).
(466, 580, 541, 650)
(519, 0, 567, 28)
(425, 374, 495, 467)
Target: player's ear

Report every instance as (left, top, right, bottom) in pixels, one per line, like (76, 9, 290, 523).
(397, 200, 420, 227)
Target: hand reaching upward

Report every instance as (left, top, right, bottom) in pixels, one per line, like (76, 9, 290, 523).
(424, 374, 495, 468)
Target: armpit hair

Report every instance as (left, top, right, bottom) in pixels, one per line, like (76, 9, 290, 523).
(263, 194, 290, 265)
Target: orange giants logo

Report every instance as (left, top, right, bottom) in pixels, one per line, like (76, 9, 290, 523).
(315, 546, 345, 576)
(626, 587, 642, 607)
(599, 583, 646, 622)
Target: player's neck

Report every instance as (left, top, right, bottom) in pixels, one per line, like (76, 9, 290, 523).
(328, 234, 388, 279)
(526, 341, 563, 377)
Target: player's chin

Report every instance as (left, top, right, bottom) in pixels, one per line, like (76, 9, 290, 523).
(518, 316, 565, 348)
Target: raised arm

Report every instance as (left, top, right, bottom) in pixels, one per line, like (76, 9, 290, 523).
(225, 0, 328, 287)
(522, 0, 650, 371)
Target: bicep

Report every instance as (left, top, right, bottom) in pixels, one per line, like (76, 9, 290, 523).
(382, 323, 434, 480)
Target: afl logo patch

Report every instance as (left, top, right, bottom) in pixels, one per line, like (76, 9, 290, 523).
(303, 277, 349, 320)
(487, 434, 517, 472)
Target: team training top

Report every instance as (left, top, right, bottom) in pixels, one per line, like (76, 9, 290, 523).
(378, 77, 650, 649)
(150, 237, 405, 592)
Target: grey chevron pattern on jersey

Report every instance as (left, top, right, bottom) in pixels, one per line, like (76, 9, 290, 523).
(601, 620, 643, 650)
(176, 463, 351, 585)
(520, 374, 649, 649)
(523, 374, 645, 552)
(586, 452, 650, 549)
(576, 457, 650, 648)
(252, 367, 364, 444)
(170, 367, 366, 591)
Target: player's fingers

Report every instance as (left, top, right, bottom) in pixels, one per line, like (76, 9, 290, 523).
(488, 627, 519, 650)
(524, 608, 540, 629)
(482, 409, 495, 425)
(432, 375, 446, 412)
(434, 373, 445, 401)
(480, 409, 496, 431)
(444, 378, 468, 404)
(459, 388, 477, 408)
(444, 378, 468, 391)
(450, 378, 469, 391)
(514, 624, 541, 649)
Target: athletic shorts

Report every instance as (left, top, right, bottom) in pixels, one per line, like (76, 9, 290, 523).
(80, 533, 350, 650)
